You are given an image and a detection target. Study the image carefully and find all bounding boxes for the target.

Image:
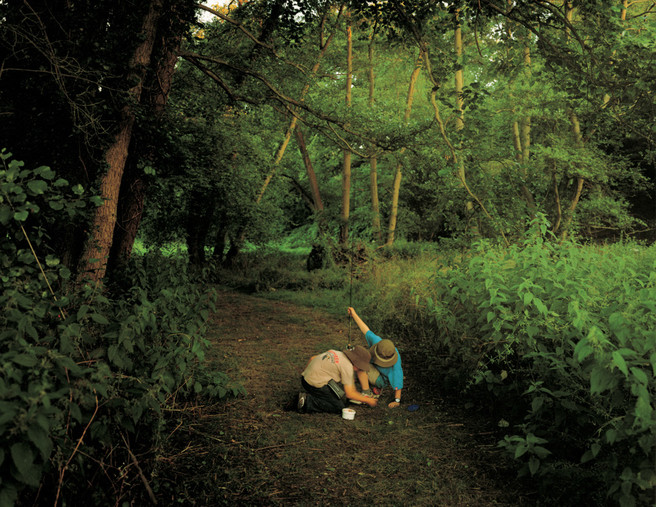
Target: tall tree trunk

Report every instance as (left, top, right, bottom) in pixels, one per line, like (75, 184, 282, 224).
(294, 126, 326, 236)
(557, 2, 585, 242)
(368, 26, 383, 243)
(108, 33, 181, 277)
(255, 7, 343, 204)
(559, 109, 586, 241)
(423, 49, 510, 246)
(385, 53, 423, 246)
(454, 8, 476, 232)
(186, 192, 216, 267)
(339, 16, 352, 245)
(78, 0, 163, 283)
(511, 36, 536, 212)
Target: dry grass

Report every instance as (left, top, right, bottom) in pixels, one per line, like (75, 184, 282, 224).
(155, 289, 536, 506)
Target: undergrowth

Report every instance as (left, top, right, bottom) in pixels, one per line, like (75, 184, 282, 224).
(220, 217, 656, 506)
(0, 152, 241, 506)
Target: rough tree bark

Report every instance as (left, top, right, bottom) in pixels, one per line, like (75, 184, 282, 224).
(78, 0, 163, 283)
(108, 30, 182, 277)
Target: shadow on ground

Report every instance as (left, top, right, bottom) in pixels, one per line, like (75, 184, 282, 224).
(155, 290, 537, 506)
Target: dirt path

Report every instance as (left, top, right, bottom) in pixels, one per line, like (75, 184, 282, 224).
(162, 290, 532, 506)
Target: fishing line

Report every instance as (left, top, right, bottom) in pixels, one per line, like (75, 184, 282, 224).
(347, 232, 354, 350)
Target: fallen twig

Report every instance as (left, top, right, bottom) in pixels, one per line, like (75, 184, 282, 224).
(121, 434, 157, 505)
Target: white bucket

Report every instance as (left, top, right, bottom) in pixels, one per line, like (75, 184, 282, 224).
(342, 408, 356, 420)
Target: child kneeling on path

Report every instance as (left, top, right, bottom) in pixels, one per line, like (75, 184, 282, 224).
(298, 346, 378, 414)
(347, 307, 404, 409)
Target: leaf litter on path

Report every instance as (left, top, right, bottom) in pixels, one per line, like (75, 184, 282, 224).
(159, 289, 535, 506)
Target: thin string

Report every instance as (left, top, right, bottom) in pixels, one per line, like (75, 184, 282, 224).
(347, 235, 354, 350)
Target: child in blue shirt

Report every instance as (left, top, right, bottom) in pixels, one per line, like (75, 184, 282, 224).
(347, 307, 404, 408)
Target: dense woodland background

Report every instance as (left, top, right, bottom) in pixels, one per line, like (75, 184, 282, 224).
(1, 0, 655, 505)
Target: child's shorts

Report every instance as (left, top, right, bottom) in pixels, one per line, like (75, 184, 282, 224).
(367, 367, 386, 388)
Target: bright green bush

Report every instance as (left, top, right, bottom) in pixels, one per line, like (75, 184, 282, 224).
(412, 217, 656, 506)
(1, 152, 240, 506)
(346, 217, 655, 505)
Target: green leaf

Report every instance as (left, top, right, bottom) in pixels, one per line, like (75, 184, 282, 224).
(13, 354, 37, 367)
(534, 298, 548, 316)
(27, 180, 48, 195)
(606, 429, 618, 444)
(532, 446, 551, 459)
(0, 205, 12, 224)
(59, 266, 71, 280)
(528, 456, 540, 475)
(590, 366, 613, 394)
(90, 313, 109, 325)
(13, 209, 28, 221)
(45, 255, 60, 267)
(10, 442, 41, 486)
(27, 426, 53, 460)
(514, 443, 529, 458)
(0, 483, 18, 507)
(574, 339, 593, 362)
(69, 402, 82, 423)
(612, 351, 629, 377)
(72, 184, 84, 195)
(630, 367, 648, 385)
(34, 166, 55, 179)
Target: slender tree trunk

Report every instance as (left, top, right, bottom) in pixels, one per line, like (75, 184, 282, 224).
(560, 109, 586, 241)
(454, 9, 465, 133)
(513, 38, 536, 212)
(186, 192, 216, 267)
(255, 8, 342, 204)
(296, 127, 323, 219)
(454, 8, 477, 231)
(339, 17, 352, 245)
(78, 0, 163, 284)
(386, 53, 422, 246)
(423, 49, 510, 246)
(558, 2, 585, 241)
(368, 27, 382, 243)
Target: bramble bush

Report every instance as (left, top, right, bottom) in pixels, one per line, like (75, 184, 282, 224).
(0, 151, 240, 506)
(355, 216, 655, 506)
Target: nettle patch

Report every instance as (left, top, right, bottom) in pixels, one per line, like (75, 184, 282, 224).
(417, 221, 656, 506)
(1, 152, 241, 506)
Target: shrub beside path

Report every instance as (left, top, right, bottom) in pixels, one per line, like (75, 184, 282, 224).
(158, 289, 535, 505)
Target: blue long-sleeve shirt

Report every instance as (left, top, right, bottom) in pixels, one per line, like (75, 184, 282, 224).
(365, 330, 404, 391)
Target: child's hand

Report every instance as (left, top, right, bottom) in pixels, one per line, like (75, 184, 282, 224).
(368, 397, 378, 407)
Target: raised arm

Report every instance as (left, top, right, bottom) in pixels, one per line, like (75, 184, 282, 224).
(347, 307, 370, 335)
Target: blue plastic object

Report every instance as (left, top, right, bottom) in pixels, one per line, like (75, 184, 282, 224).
(407, 404, 419, 412)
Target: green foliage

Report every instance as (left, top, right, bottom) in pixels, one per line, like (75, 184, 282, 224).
(315, 217, 654, 504)
(212, 246, 347, 293)
(1, 153, 240, 506)
(404, 216, 656, 505)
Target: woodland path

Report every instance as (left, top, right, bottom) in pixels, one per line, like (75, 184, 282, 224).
(162, 289, 534, 506)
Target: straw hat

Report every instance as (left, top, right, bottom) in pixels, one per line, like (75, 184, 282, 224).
(370, 339, 398, 368)
(343, 346, 371, 371)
